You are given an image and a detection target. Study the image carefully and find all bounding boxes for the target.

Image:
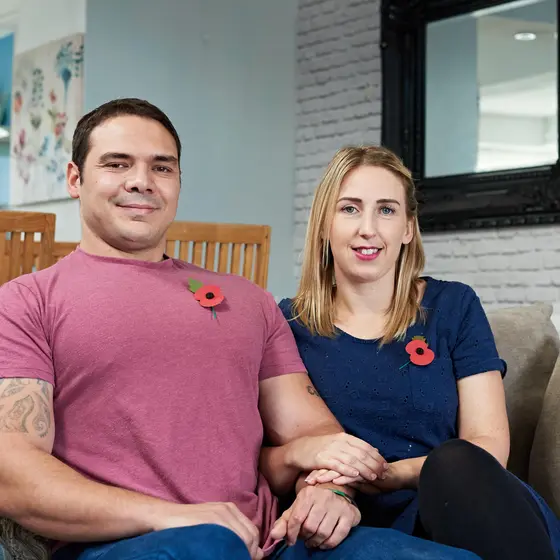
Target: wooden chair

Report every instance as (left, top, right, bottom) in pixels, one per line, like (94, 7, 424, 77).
(165, 221, 271, 288)
(53, 241, 79, 262)
(0, 211, 56, 285)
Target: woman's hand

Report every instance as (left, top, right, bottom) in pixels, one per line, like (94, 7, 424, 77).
(305, 458, 424, 492)
(286, 433, 389, 482)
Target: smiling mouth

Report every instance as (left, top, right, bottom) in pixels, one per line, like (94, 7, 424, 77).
(353, 247, 381, 255)
(118, 204, 157, 210)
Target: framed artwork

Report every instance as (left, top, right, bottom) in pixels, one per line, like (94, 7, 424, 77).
(10, 33, 84, 205)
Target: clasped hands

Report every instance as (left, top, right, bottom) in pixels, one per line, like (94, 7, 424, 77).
(270, 433, 410, 551)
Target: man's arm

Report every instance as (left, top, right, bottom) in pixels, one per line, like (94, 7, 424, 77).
(259, 372, 385, 549)
(0, 378, 171, 540)
(0, 377, 262, 559)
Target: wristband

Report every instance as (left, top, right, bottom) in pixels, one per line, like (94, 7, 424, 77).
(329, 489, 359, 509)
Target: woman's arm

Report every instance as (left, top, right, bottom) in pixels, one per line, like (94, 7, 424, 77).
(308, 369, 510, 491)
(379, 370, 509, 489)
(456, 370, 510, 467)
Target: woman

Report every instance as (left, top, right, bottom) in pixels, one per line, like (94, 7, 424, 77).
(277, 146, 560, 560)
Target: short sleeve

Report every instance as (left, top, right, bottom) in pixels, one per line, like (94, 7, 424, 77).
(451, 286, 507, 380)
(278, 298, 294, 321)
(0, 280, 55, 385)
(259, 293, 306, 381)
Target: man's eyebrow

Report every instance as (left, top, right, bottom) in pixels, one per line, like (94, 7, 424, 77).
(98, 152, 130, 163)
(153, 155, 179, 164)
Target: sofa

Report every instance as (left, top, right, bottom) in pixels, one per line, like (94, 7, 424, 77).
(1, 303, 559, 560)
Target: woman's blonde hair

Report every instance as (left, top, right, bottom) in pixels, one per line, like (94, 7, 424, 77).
(292, 145, 425, 345)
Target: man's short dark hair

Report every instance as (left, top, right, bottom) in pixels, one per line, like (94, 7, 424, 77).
(72, 98, 182, 174)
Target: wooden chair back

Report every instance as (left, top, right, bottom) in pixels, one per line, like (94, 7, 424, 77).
(165, 221, 271, 288)
(0, 211, 55, 285)
(53, 242, 79, 263)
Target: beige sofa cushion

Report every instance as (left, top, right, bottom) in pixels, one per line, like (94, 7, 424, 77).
(529, 354, 560, 516)
(487, 303, 560, 481)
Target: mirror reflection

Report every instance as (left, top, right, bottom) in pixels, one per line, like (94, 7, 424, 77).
(425, 0, 558, 177)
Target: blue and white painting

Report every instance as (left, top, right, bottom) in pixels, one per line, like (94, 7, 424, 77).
(10, 33, 84, 205)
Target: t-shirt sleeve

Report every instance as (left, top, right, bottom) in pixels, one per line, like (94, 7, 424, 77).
(451, 285, 507, 381)
(259, 293, 306, 381)
(0, 280, 55, 386)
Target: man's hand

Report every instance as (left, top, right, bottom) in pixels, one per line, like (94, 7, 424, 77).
(286, 433, 388, 482)
(269, 486, 360, 550)
(153, 502, 263, 560)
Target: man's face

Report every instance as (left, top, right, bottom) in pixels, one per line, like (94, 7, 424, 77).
(68, 115, 181, 253)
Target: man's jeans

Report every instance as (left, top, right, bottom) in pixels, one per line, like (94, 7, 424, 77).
(53, 524, 481, 560)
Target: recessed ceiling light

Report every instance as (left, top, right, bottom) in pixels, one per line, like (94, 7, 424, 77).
(514, 32, 537, 41)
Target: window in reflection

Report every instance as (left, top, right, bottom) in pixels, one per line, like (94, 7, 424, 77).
(425, 0, 558, 177)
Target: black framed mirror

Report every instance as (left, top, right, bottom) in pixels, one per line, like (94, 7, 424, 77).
(381, 0, 560, 231)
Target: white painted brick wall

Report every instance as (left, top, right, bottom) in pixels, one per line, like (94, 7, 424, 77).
(423, 227, 560, 307)
(295, 0, 560, 309)
(295, 0, 382, 277)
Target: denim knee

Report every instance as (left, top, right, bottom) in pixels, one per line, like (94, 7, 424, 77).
(153, 524, 250, 560)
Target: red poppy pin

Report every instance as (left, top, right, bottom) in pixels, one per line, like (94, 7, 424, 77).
(187, 278, 225, 319)
(400, 336, 435, 369)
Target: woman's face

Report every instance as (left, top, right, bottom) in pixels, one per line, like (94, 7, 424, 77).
(329, 165, 413, 286)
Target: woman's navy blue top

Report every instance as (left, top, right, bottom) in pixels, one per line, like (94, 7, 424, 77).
(279, 277, 559, 552)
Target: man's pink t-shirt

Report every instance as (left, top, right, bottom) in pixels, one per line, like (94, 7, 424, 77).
(0, 248, 306, 552)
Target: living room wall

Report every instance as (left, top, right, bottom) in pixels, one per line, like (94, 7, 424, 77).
(294, 0, 560, 310)
(7, 0, 298, 298)
(86, 0, 298, 299)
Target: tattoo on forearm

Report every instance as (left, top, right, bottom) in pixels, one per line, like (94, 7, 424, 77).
(1, 378, 31, 398)
(307, 385, 320, 397)
(1, 395, 35, 433)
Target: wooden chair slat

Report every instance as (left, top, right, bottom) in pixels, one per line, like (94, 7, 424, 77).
(192, 243, 204, 267)
(179, 241, 189, 262)
(243, 244, 255, 281)
(8, 233, 22, 280)
(0, 234, 7, 285)
(231, 244, 242, 276)
(22, 232, 35, 274)
(218, 243, 229, 273)
(205, 242, 217, 272)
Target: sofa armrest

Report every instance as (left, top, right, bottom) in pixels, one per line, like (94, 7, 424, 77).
(529, 354, 560, 517)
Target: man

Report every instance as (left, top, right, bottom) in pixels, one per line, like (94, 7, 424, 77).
(0, 99, 478, 560)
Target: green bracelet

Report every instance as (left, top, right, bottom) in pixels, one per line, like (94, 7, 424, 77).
(329, 489, 359, 509)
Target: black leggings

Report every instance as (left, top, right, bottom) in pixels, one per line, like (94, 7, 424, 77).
(417, 439, 556, 560)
